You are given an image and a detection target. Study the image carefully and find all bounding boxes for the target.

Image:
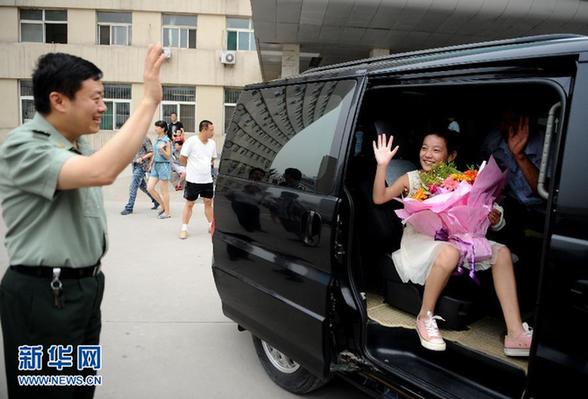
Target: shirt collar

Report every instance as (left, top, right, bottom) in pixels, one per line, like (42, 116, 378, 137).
(32, 113, 89, 154)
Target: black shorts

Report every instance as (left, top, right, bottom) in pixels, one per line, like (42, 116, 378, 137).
(184, 181, 214, 201)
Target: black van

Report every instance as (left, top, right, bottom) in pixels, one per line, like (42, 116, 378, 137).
(212, 34, 588, 399)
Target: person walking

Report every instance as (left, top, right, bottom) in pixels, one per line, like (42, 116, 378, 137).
(178, 120, 217, 239)
(0, 45, 165, 398)
(147, 120, 172, 219)
(121, 136, 160, 215)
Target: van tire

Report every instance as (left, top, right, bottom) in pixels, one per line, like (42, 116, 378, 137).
(252, 334, 328, 394)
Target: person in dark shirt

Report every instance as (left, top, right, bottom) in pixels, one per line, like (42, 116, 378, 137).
(482, 110, 547, 312)
(482, 111, 543, 209)
(168, 112, 185, 144)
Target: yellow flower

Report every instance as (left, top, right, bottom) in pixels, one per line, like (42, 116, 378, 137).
(413, 188, 429, 201)
(450, 173, 467, 181)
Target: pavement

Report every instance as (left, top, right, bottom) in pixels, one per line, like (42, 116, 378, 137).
(0, 167, 367, 398)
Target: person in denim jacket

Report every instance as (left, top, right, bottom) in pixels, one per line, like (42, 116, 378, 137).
(120, 137, 159, 215)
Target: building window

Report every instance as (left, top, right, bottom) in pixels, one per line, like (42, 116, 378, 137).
(162, 14, 196, 49)
(162, 86, 196, 133)
(101, 84, 131, 130)
(20, 9, 67, 44)
(224, 88, 242, 132)
(20, 80, 35, 124)
(226, 18, 255, 51)
(97, 11, 132, 46)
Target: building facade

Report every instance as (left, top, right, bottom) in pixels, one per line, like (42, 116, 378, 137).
(0, 0, 262, 150)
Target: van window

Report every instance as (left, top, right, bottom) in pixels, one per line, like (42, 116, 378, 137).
(220, 80, 356, 193)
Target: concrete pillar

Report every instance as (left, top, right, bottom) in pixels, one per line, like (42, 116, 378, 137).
(197, 15, 224, 50)
(369, 48, 390, 58)
(281, 44, 300, 78)
(68, 9, 96, 45)
(133, 11, 161, 46)
(196, 85, 225, 152)
(0, 8, 18, 42)
(0, 79, 18, 143)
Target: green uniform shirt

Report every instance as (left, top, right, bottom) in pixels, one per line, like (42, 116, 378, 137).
(0, 113, 108, 267)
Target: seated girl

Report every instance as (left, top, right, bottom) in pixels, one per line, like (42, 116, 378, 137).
(372, 130, 532, 357)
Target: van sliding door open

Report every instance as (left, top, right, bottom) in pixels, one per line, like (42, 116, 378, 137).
(348, 77, 572, 398)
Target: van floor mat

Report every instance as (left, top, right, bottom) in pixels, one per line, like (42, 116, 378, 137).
(366, 294, 528, 373)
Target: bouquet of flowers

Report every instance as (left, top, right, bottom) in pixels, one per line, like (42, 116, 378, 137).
(411, 162, 478, 201)
(395, 156, 508, 281)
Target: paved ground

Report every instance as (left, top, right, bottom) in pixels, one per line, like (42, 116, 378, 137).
(0, 168, 367, 398)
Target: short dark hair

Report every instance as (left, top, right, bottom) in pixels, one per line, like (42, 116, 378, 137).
(170, 112, 177, 116)
(199, 120, 213, 132)
(284, 168, 302, 181)
(32, 53, 103, 114)
(154, 120, 168, 130)
(422, 129, 458, 156)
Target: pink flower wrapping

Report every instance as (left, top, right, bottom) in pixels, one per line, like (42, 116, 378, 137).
(395, 156, 508, 281)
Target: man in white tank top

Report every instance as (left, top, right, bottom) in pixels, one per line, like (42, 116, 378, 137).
(178, 120, 217, 239)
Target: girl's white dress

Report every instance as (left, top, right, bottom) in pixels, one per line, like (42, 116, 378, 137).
(390, 170, 504, 285)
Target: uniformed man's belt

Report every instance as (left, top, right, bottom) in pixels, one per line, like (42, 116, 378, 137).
(10, 264, 102, 279)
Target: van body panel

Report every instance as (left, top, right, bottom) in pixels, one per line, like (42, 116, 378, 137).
(212, 164, 338, 379)
(212, 267, 328, 376)
(212, 79, 362, 377)
(212, 187, 336, 315)
(212, 178, 338, 377)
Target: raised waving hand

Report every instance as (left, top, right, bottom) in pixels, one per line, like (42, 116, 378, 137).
(373, 134, 399, 166)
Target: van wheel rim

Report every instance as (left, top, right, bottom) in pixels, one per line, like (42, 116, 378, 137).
(261, 340, 300, 374)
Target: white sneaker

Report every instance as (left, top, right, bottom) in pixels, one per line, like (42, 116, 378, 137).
(179, 230, 188, 240)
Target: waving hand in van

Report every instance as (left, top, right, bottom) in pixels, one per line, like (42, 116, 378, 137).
(372, 134, 404, 204)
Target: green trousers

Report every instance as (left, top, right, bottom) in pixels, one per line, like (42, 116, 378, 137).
(0, 268, 105, 399)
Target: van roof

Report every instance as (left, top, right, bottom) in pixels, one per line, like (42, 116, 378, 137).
(248, 34, 588, 88)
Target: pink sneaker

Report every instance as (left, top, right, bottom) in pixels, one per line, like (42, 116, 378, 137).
(416, 311, 446, 351)
(504, 322, 533, 357)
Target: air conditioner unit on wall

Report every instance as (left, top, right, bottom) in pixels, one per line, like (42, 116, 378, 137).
(220, 50, 236, 65)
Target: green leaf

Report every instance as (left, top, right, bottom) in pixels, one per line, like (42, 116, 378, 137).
(419, 161, 461, 188)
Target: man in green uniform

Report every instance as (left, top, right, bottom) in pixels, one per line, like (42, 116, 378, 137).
(0, 44, 166, 398)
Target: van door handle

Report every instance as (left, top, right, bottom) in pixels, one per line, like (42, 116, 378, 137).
(303, 210, 321, 246)
(537, 101, 560, 200)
